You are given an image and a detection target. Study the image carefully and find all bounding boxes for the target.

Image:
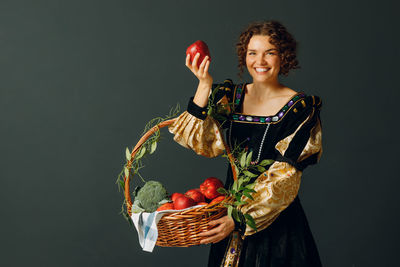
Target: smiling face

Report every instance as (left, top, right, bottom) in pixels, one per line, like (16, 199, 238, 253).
(246, 35, 281, 83)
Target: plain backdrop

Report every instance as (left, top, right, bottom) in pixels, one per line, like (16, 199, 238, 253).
(1, 0, 399, 266)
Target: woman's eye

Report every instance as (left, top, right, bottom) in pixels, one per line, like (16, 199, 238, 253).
(248, 52, 256, 55)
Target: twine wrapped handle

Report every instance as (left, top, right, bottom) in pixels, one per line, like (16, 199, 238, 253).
(124, 117, 237, 215)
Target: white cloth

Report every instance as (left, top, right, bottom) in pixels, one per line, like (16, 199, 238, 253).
(131, 205, 205, 252)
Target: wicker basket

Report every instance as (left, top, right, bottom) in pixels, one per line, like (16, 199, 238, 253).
(124, 118, 237, 247)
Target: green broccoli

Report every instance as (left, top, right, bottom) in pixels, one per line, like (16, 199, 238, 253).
(133, 180, 168, 213)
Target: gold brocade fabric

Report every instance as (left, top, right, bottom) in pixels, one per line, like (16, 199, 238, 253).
(240, 161, 302, 236)
(221, 231, 244, 267)
(168, 111, 225, 158)
(298, 117, 322, 162)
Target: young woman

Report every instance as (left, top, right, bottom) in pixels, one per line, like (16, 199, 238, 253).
(169, 20, 323, 267)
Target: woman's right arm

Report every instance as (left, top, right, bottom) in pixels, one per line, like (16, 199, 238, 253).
(168, 53, 227, 158)
(189, 53, 213, 108)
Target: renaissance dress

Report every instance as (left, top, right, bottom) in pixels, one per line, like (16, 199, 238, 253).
(168, 79, 323, 267)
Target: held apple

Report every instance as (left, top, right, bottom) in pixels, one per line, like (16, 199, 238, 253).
(186, 40, 211, 68)
(199, 177, 224, 200)
(185, 189, 205, 203)
(174, 195, 196, 210)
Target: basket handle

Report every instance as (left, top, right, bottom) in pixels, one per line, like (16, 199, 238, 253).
(124, 117, 237, 215)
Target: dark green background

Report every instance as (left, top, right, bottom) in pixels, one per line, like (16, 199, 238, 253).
(1, 0, 399, 266)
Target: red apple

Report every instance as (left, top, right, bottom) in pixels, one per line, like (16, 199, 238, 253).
(200, 177, 224, 200)
(209, 196, 225, 205)
(171, 193, 185, 202)
(156, 202, 175, 211)
(186, 40, 211, 68)
(174, 195, 196, 210)
(185, 189, 205, 203)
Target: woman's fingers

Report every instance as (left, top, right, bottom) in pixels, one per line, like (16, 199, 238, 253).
(203, 59, 210, 76)
(185, 53, 212, 84)
(185, 53, 190, 67)
(192, 52, 200, 70)
(208, 216, 224, 226)
(198, 56, 209, 77)
(198, 225, 221, 237)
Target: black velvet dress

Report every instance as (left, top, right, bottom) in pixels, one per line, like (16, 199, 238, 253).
(184, 79, 323, 267)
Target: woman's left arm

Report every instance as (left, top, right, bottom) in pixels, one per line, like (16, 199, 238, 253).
(239, 95, 323, 236)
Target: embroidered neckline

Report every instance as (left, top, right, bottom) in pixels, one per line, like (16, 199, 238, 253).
(231, 83, 306, 124)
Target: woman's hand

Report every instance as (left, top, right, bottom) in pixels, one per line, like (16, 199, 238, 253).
(186, 52, 213, 87)
(198, 215, 235, 244)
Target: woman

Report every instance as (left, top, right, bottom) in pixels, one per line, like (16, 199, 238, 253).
(169, 20, 323, 267)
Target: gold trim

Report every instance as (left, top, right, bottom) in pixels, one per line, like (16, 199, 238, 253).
(293, 108, 298, 113)
(301, 100, 306, 107)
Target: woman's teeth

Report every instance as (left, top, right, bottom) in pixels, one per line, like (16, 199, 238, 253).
(255, 68, 269, 73)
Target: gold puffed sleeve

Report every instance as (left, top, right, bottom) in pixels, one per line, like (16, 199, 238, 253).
(168, 111, 226, 158)
(240, 104, 322, 236)
(168, 80, 233, 158)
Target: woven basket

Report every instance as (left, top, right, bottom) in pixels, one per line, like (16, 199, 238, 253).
(124, 117, 237, 247)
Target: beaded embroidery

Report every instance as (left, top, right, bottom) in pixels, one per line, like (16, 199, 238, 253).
(231, 83, 306, 124)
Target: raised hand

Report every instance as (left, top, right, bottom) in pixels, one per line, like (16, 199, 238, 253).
(186, 52, 212, 87)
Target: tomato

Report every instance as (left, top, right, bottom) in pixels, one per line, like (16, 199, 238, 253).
(199, 177, 224, 200)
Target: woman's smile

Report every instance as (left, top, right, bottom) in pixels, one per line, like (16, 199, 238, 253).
(246, 35, 280, 83)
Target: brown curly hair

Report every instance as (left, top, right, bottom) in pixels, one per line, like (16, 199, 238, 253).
(236, 20, 300, 78)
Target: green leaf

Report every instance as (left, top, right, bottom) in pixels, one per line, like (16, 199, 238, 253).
(240, 153, 247, 168)
(234, 201, 248, 206)
(259, 159, 274, 166)
(243, 170, 258, 178)
(227, 205, 233, 218)
(257, 165, 266, 172)
(245, 183, 256, 190)
(237, 177, 244, 189)
(118, 180, 125, 189)
(232, 207, 240, 222)
(125, 147, 131, 161)
(136, 147, 146, 159)
(158, 199, 170, 205)
(242, 191, 254, 200)
(234, 193, 242, 202)
(246, 151, 253, 166)
(244, 214, 257, 231)
(217, 187, 228, 195)
(243, 188, 256, 193)
(233, 179, 238, 191)
(150, 142, 157, 154)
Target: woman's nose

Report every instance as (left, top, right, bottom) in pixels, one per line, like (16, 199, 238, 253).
(256, 54, 267, 65)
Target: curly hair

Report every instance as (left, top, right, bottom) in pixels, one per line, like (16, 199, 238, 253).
(236, 20, 300, 78)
